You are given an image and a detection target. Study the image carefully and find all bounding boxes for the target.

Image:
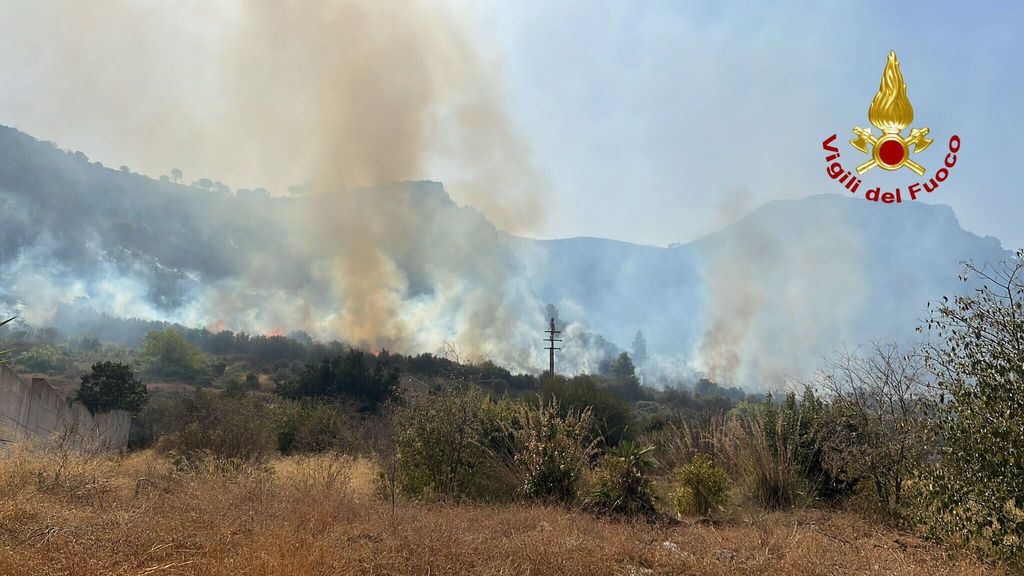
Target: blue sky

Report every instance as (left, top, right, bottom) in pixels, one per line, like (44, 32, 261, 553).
(1, 1, 1021, 248)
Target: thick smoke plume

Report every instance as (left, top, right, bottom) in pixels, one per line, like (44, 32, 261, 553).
(222, 1, 543, 353)
(0, 1, 547, 367)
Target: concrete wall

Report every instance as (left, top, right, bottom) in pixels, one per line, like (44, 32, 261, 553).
(0, 365, 130, 452)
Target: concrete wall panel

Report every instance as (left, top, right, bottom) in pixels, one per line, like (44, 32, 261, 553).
(0, 365, 129, 451)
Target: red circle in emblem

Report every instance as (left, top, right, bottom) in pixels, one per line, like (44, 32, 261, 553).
(878, 140, 905, 166)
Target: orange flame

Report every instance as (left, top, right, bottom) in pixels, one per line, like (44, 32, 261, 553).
(868, 50, 914, 133)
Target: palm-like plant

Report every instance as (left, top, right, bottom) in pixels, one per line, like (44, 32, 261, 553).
(584, 441, 659, 517)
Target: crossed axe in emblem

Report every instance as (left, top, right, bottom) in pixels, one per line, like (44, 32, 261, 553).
(850, 127, 933, 176)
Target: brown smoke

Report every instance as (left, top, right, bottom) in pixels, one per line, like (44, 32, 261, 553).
(697, 189, 764, 383)
(220, 1, 544, 351)
(1, 1, 546, 355)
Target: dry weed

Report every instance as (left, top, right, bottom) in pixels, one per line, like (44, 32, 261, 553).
(0, 450, 1007, 575)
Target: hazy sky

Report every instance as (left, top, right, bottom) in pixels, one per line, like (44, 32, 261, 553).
(1, 1, 1021, 248)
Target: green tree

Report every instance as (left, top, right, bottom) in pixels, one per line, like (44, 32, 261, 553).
(140, 329, 207, 380)
(77, 361, 148, 413)
(606, 352, 645, 403)
(608, 352, 636, 379)
(918, 253, 1024, 564)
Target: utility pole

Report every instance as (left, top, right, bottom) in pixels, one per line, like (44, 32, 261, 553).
(544, 317, 562, 375)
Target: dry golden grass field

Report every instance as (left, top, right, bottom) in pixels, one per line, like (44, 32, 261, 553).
(0, 448, 1006, 576)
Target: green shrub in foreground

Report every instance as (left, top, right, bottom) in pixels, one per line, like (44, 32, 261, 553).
(583, 441, 658, 517)
(672, 453, 729, 517)
(394, 387, 517, 501)
(917, 253, 1024, 565)
(513, 397, 595, 504)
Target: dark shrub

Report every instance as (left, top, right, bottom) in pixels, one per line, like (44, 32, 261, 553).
(77, 361, 148, 413)
(277, 348, 400, 413)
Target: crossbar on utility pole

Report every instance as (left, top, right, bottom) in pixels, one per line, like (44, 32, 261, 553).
(544, 317, 562, 375)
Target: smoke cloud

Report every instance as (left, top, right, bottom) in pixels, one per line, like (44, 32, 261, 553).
(0, 0, 548, 368)
(218, 1, 545, 355)
(0, 4, 1003, 388)
(695, 194, 868, 387)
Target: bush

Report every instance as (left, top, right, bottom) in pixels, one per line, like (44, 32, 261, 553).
(917, 254, 1024, 564)
(512, 398, 595, 504)
(539, 374, 634, 445)
(817, 343, 931, 517)
(672, 453, 729, 517)
(156, 391, 276, 466)
(584, 441, 658, 517)
(18, 342, 71, 372)
(219, 361, 252, 388)
(714, 391, 847, 510)
(641, 412, 723, 475)
(1, 444, 116, 505)
(77, 361, 148, 413)
(128, 393, 177, 449)
(394, 387, 516, 501)
(273, 399, 359, 455)
(140, 329, 207, 380)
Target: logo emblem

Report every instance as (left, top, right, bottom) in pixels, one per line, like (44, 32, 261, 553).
(821, 50, 959, 205)
(849, 51, 933, 176)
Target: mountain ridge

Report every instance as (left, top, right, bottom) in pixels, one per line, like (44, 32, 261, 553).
(0, 124, 1011, 386)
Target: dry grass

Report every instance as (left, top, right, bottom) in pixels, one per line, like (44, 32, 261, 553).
(0, 448, 1007, 576)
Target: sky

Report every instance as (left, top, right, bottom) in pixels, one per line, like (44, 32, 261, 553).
(1, 0, 1021, 248)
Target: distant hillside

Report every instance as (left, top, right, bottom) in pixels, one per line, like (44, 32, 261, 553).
(0, 125, 1010, 386)
(518, 195, 1007, 385)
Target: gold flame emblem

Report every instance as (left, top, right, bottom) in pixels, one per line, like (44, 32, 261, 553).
(850, 51, 933, 175)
